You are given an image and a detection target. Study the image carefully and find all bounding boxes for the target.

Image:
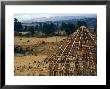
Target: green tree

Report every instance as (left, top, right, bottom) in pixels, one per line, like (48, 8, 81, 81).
(28, 26, 35, 36)
(61, 22, 67, 31)
(65, 23, 76, 35)
(61, 22, 76, 36)
(77, 21, 87, 28)
(39, 23, 43, 32)
(48, 23, 56, 35)
(94, 25, 97, 32)
(35, 25, 39, 31)
(42, 22, 56, 36)
(24, 26, 27, 31)
(14, 18, 23, 32)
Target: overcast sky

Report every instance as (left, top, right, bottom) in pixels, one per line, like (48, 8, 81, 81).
(14, 13, 97, 21)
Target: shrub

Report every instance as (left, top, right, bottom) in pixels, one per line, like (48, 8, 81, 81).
(27, 40, 30, 42)
(14, 31, 19, 36)
(42, 41, 45, 44)
(54, 30, 67, 36)
(34, 31, 45, 37)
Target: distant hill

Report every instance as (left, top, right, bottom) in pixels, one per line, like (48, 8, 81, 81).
(21, 15, 96, 23)
(22, 17, 97, 28)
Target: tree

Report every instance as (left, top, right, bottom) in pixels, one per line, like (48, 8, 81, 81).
(42, 22, 56, 36)
(61, 22, 67, 31)
(42, 23, 48, 36)
(24, 26, 27, 31)
(48, 23, 56, 35)
(61, 22, 76, 36)
(65, 23, 76, 35)
(35, 25, 39, 31)
(14, 18, 23, 32)
(39, 23, 43, 32)
(28, 26, 35, 36)
(14, 18, 18, 22)
(77, 21, 87, 28)
(14, 18, 18, 31)
(94, 25, 97, 32)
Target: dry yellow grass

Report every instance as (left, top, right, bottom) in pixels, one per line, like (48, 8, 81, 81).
(14, 36, 67, 76)
(14, 36, 67, 45)
(14, 55, 48, 76)
(14, 55, 47, 65)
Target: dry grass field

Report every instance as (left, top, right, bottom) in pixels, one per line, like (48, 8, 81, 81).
(14, 36, 67, 45)
(14, 36, 67, 76)
(14, 28, 97, 76)
(14, 55, 48, 76)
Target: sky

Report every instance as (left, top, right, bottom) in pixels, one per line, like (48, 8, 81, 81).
(14, 13, 97, 21)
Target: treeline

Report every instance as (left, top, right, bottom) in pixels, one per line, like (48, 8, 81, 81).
(14, 18, 90, 37)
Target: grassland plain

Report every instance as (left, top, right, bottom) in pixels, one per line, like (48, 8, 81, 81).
(14, 36, 67, 45)
(14, 36, 67, 76)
